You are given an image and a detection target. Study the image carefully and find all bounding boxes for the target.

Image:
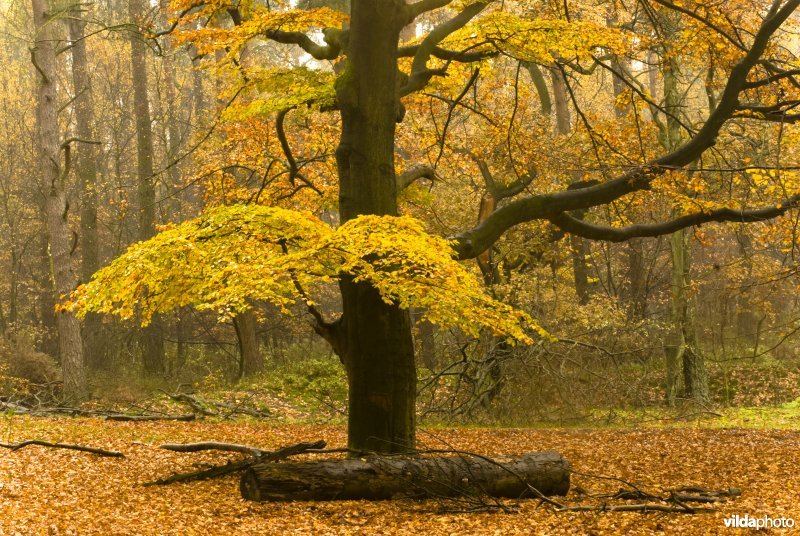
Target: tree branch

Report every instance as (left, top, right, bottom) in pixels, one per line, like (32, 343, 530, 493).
(397, 165, 437, 190)
(263, 27, 345, 61)
(401, 1, 490, 96)
(650, 0, 747, 51)
(406, 0, 454, 22)
(450, 0, 800, 259)
(744, 66, 800, 89)
(548, 196, 800, 242)
(0, 440, 124, 458)
(397, 44, 497, 63)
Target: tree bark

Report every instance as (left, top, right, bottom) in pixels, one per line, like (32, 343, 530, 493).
(550, 67, 592, 304)
(415, 314, 437, 370)
(240, 451, 570, 501)
(660, 44, 709, 405)
(606, 36, 647, 318)
(31, 0, 86, 401)
(129, 0, 165, 376)
(68, 14, 104, 370)
(233, 309, 263, 378)
(333, 0, 417, 454)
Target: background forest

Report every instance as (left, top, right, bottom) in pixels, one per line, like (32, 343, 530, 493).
(2, 0, 800, 428)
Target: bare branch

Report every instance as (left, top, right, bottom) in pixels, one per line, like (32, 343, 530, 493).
(548, 196, 800, 242)
(401, 1, 490, 96)
(263, 27, 344, 61)
(0, 440, 124, 458)
(398, 165, 437, 190)
(397, 44, 497, 62)
(451, 0, 800, 259)
(650, 0, 747, 51)
(406, 0, 454, 22)
(744, 66, 800, 89)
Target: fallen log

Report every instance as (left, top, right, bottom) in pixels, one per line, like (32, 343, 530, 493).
(240, 450, 569, 501)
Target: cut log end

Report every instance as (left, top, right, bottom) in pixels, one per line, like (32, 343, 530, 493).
(240, 451, 569, 502)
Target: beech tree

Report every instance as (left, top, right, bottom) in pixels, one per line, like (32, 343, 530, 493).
(31, 0, 87, 401)
(70, 0, 800, 452)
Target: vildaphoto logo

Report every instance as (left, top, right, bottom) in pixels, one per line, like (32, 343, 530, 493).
(723, 514, 795, 529)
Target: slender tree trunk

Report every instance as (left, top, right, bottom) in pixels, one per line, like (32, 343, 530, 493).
(37, 234, 59, 357)
(665, 229, 686, 406)
(607, 39, 647, 318)
(129, 0, 165, 376)
(660, 49, 709, 405)
(734, 231, 758, 345)
(334, 0, 416, 453)
(624, 238, 647, 318)
(31, 0, 86, 401)
(233, 310, 263, 378)
(550, 67, 591, 304)
(68, 14, 104, 370)
(416, 315, 437, 370)
(663, 51, 685, 406)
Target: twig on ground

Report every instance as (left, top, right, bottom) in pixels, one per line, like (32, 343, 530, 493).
(105, 414, 197, 422)
(159, 441, 267, 456)
(0, 439, 124, 458)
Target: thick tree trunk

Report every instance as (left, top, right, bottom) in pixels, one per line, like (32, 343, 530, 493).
(240, 451, 570, 501)
(129, 0, 165, 376)
(31, 0, 86, 401)
(68, 15, 104, 371)
(333, 0, 417, 454)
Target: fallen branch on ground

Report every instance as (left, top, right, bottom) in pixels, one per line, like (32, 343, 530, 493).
(145, 440, 326, 486)
(557, 503, 716, 513)
(105, 413, 197, 422)
(0, 439, 124, 458)
(159, 441, 267, 456)
(566, 470, 741, 514)
(159, 389, 271, 419)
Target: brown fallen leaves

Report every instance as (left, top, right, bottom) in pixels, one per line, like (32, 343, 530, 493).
(0, 418, 798, 535)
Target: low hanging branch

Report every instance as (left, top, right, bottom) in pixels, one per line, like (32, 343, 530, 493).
(0, 439, 124, 458)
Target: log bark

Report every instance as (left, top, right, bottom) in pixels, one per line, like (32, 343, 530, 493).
(240, 451, 569, 501)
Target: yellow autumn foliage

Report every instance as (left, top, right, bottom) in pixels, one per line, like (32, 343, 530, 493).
(66, 205, 544, 344)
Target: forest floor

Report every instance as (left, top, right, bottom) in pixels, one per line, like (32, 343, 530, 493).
(1, 417, 799, 535)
